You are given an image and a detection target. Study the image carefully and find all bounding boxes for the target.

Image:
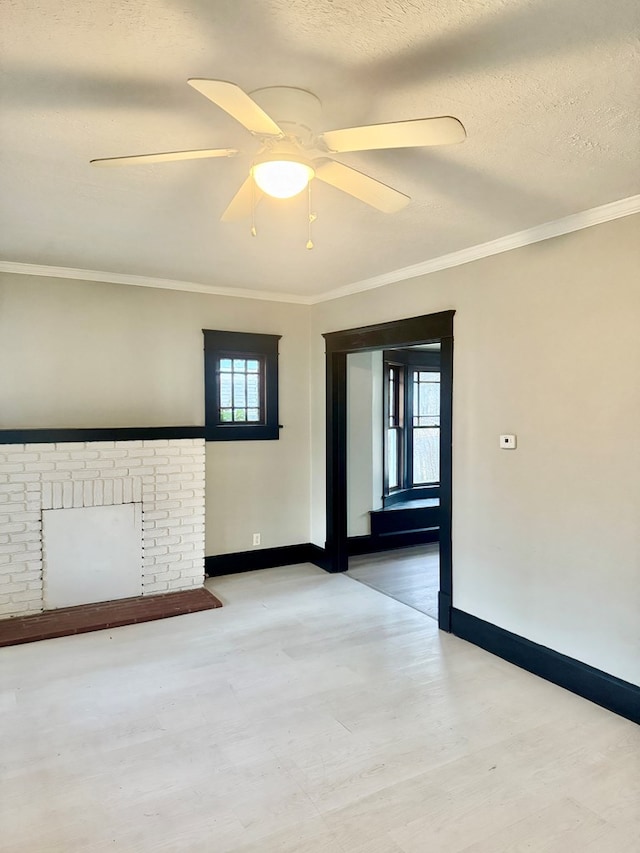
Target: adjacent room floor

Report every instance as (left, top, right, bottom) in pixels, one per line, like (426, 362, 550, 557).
(348, 543, 439, 619)
(1, 564, 638, 852)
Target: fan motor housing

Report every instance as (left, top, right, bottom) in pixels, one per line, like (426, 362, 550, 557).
(249, 87, 322, 145)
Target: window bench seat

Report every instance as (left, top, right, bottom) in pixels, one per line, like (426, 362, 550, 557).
(370, 498, 439, 537)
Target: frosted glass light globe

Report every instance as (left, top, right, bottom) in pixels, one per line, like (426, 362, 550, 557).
(252, 158, 314, 199)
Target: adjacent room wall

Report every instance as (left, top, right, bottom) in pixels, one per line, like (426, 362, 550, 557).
(347, 351, 383, 537)
(311, 213, 640, 685)
(0, 274, 311, 555)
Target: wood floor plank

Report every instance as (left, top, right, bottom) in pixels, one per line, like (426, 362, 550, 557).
(348, 544, 439, 618)
(0, 563, 637, 852)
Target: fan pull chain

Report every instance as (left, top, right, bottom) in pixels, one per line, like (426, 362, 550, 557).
(306, 182, 316, 250)
(250, 179, 257, 237)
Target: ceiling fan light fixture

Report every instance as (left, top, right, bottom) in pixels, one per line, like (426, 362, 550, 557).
(251, 154, 314, 199)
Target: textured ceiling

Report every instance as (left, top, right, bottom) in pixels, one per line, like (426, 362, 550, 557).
(1, 0, 638, 296)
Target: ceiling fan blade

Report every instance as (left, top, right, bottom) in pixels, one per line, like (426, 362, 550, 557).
(221, 176, 263, 222)
(314, 159, 410, 213)
(320, 116, 466, 153)
(90, 148, 238, 167)
(187, 79, 283, 137)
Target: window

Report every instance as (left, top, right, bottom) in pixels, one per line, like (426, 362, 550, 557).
(411, 370, 440, 485)
(218, 357, 263, 424)
(203, 330, 281, 441)
(385, 363, 404, 492)
(383, 350, 440, 500)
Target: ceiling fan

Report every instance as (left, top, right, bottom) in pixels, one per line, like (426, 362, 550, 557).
(90, 80, 466, 222)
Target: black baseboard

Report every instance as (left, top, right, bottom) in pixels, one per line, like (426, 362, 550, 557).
(306, 544, 331, 571)
(205, 543, 328, 577)
(205, 535, 438, 578)
(451, 609, 640, 724)
(347, 529, 439, 556)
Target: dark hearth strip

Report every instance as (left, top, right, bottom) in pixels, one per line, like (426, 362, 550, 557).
(0, 588, 222, 647)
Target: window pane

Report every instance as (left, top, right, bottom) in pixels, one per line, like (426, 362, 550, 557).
(387, 428, 398, 489)
(216, 353, 263, 427)
(247, 374, 259, 408)
(219, 373, 232, 407)
(412, 371, 440, 428)
(233, 373, 246, 407)
(413, 428, 439, 484)
(389, 370, 395, 426)
(423, 379, 440, 416)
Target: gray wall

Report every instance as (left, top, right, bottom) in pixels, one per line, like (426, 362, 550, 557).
(0, 275, 311, 556)
(311, 214, 640, 685)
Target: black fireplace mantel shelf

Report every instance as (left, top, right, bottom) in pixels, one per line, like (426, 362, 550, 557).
(0, 426, 207, 445)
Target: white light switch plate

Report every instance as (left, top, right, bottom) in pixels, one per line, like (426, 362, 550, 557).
(500, 434, 517, 449)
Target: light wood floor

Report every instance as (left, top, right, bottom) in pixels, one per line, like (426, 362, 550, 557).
(349, 543, 439, 619)
(1, 564, 638, 852)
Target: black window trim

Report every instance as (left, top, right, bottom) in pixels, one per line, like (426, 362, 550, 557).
(203, 329, 281, 441)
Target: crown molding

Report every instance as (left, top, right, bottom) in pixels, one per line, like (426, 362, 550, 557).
(2, 194, 638, 306)
(0, 262, 314, 305)
(308, 193, 640, 304)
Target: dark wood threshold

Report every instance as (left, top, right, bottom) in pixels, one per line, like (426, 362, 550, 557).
(0, 588, 222, 647)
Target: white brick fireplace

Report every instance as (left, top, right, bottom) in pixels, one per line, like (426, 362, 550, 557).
(0, 438, 205, 618)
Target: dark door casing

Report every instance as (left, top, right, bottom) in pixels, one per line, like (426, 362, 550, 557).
(323, 310, 454, 631)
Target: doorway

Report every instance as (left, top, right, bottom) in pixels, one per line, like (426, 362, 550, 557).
(323, 311, 454, 630)
(346, 342, 441, 619)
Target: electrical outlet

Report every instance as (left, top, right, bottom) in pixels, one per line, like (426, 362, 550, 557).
(500, 434, 517, 449)
(252, 533, 261, 547)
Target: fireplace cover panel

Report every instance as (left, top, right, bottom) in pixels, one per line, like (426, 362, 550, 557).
(42, 504, 143, 609)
